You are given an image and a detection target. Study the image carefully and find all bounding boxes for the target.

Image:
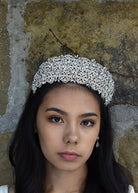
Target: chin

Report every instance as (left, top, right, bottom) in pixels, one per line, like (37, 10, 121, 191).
(55, 162, 85, 172)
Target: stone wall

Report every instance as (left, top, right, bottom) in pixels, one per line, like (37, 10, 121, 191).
(0, 0, 137, 191)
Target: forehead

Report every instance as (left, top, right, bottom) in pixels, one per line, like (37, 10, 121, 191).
(40, 84, 100, 114)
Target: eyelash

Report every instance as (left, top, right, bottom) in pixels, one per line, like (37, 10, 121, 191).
(48, 116, 95, 127)
(81, 120, 95, 127)
(48, 116, 63, 123)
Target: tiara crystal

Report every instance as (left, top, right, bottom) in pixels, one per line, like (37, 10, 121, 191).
(32, 55, 114, 105)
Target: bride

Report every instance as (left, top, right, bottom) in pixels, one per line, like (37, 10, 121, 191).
(0, 55, 135, 193)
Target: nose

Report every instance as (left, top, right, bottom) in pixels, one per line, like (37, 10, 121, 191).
(63, 124, 80, 145)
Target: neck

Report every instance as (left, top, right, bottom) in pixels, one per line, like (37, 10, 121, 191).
(45, 162, 87, 193)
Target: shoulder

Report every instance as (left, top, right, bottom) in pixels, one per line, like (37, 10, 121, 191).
(128, 185, 135, 193)
(0, 185, 8, 193)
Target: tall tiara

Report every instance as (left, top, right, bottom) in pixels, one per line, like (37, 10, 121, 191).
(32, 55, 114, 105)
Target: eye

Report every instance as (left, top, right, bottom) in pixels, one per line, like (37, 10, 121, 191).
(81, 120, 95, 127)
(48, 116, 63, 124)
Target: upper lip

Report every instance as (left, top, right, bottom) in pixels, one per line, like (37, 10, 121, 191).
(58, 151, 81, 156)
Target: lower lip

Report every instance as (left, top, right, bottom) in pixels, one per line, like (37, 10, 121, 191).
(58, 153, 79, 161)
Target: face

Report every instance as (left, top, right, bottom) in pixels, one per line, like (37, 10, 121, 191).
(36, 85, 100, 172)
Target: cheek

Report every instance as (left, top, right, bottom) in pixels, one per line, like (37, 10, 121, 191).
(82, 129, 99, 158)
(38, 133, 49, 155)
(38, 133, 55, 162)
(85, 137, 96, 155)
(37, 127, 61, 155)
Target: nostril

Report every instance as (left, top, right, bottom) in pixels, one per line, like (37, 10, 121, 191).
(66, 140, 71, 144)
(64, 137, 79, 145)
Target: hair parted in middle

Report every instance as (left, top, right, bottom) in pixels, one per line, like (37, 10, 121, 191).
(9, 81, 132, 193)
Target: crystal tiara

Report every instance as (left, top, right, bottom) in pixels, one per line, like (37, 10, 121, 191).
(32, 55, 114, 105)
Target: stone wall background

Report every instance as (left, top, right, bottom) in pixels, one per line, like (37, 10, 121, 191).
(0, 0, 137, 191)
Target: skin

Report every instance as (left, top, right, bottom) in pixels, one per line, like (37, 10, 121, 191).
(9, 186, 14, 193)
(36, 84, 101, 193)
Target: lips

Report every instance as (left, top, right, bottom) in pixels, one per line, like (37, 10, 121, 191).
(58, 151, 80, 161)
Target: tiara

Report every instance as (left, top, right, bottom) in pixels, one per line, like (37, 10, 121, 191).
(32, 55, 114, 105)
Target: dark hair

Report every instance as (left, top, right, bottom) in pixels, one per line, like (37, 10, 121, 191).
(9, 82, 133, 193)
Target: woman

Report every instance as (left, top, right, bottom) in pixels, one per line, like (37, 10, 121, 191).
(0, 55, 135, 193)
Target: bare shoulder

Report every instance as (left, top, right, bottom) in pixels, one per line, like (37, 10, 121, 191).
(8, 186, 15, 193)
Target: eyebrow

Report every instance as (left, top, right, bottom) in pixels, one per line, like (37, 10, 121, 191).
(46, 108, 68, 116)
(79, 112, 98, 118)
(45, 107, 98, 117)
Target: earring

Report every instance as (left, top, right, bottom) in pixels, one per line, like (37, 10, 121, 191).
(96, 137, 100, 148)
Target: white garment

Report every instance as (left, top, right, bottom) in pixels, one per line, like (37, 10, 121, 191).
(0, 185, 8, 193)
(129, 185, 135, 193)
(0, 184, 135, 193)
